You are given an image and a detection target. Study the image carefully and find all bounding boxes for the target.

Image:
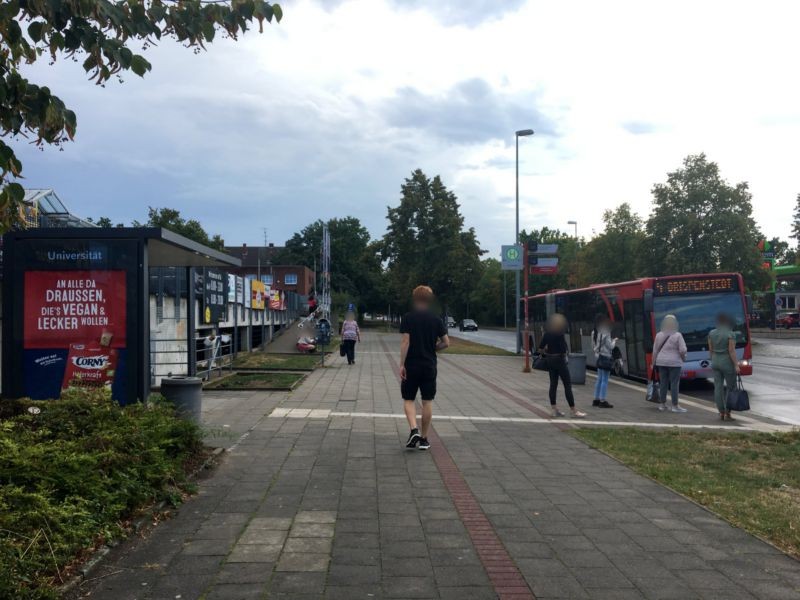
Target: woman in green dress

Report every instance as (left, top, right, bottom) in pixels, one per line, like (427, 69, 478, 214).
(707, 313, 740, 420)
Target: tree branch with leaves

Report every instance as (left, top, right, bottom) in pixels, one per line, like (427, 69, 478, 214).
(0, 0, 283, 231)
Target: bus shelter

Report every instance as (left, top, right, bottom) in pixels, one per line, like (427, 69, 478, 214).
(1, 228, 240, 405)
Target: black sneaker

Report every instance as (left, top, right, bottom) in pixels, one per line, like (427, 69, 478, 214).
(405, 428, 421, 449)
(592, 399, 600, 406)
(598, 400, 614, 408)
(418, 438, 430, 450)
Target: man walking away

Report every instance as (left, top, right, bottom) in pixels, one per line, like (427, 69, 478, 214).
(400, 285, 449, 450)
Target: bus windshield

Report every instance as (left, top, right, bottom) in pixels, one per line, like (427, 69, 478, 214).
(653, 292, 747, 351)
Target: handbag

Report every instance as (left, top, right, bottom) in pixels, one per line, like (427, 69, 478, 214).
(339, 343, 346, 357)
(646, 371, 660, 403)
(726, 376, 750, 411)
(597, 355, 614, 370)
(532, 353, 548, 371)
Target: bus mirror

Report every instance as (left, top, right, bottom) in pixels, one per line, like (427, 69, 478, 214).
(745, 294, 753, 315)
(643, 289, 654, 313)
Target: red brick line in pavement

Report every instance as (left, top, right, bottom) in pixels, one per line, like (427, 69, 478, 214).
(438, 356, 573, 431)
(378, 337, 535, 600)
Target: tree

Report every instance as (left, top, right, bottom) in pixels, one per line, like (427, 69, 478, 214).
(792, 194, 800, 251)
(382, 169, 484, 314)
(138, 207, 224, 249)
(582, 203, 646, 283)
(275, 217, 386, 314)
(88, 216, 125, 228)
(643, 154, 771, 290)
(0, 0, 283, 232)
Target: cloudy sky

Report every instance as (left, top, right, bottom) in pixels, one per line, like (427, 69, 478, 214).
(16, 0, 800, 255)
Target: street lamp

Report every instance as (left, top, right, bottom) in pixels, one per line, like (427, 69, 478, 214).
(515, 129, 534, 354)
(568, 220, 578, 239)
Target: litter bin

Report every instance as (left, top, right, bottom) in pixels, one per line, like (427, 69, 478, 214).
(567, 353, 587, 385)
(160, 376, 203, 423)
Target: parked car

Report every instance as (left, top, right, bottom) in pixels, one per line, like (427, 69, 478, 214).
(446, 316, 456, 328)
(459, 319, 478, 332)
(776, 312, 800, 329)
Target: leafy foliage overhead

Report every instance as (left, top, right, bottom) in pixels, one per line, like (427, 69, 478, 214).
(0, 0, 283, 232)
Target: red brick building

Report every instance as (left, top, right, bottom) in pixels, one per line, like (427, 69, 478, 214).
(225, 245, 315, 296)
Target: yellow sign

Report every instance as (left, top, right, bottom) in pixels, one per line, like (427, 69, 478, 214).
(251, 280, 267, 310)
(204, 306, 211, 323)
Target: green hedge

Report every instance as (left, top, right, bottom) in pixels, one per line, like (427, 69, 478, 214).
(0, 389, 203, 599)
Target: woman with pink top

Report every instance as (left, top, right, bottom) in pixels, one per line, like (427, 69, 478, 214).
(651, 314, 688, 413)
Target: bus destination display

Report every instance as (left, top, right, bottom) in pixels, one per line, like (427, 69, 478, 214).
(654, 276, 738, 296)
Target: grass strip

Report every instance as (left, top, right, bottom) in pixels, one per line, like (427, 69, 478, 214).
(442, 336, 514, 356)
(205, 372, 304, 390)
(573, 428, 800, 558)
(232, 353, 319, 371)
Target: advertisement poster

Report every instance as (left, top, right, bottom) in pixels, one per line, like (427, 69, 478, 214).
(251, 280, 267, 310)
(227, 274, 237, 303)
(243, 278, 251, 309)
(23, 270, 127, 400)
(269, 289, 286, 310)
(202, 268, 227, 323)
(235, 276, 244, 304)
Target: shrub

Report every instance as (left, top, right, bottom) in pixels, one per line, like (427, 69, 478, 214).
(0, 389, 203, 598)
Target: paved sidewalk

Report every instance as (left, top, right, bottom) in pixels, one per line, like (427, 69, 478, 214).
(79, 332, 800, 600)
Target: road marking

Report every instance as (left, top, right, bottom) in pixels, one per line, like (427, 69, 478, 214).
(267, 407, 787, 431)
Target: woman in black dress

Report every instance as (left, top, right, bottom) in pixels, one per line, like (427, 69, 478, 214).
(538, 313, 586, 418)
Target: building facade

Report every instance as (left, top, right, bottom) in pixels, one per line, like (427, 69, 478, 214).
(224, 245, 315, 297)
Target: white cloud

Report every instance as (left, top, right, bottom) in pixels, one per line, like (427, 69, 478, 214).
(13, 0, 800, 254)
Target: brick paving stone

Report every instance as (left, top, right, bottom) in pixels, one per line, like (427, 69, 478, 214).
(205, 583, 266, 599)
(214, 562, 274, 584)
(289, 522, 336, 538)
(275, 552, 330, 572)
(227, 543, 282, 563)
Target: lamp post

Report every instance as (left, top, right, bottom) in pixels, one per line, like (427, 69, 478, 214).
(515, 129, 534, 354)
(568, 220, 578, 239)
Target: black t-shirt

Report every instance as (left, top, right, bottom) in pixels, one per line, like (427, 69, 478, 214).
(400, 309, 447, 367)
(539, 332, 568, 355)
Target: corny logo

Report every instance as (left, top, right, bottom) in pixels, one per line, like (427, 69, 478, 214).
(71, 355, 109, 369)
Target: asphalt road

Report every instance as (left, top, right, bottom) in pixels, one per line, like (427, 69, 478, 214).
(450, 328, 800, 426)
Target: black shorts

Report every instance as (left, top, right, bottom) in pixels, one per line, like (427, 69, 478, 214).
(401, 363, 437, 401)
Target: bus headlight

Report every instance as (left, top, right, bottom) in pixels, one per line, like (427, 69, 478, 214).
(738, 360, 751, 367)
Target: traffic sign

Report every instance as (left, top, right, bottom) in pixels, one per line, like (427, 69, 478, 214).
(775, 297, 784, 308)
(501, 245, 523, 271)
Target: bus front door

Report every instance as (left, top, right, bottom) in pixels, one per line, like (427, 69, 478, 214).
(623, 300, 648, 378)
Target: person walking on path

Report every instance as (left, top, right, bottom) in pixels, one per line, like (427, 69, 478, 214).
(400, 285, 450, 451)
(340, 312, 360, 365)
(652, 314, 688, 413)
(592, 315, 616, 409)
(538, 313, 586, 418)
(708, 312, 740, 420)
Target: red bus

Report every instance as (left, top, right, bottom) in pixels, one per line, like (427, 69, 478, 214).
(524, 273, 753, 380)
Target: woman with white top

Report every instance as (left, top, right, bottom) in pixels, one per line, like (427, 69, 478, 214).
(651, 314, 688, 413)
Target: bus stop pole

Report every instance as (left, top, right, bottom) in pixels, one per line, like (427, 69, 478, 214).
(523, 245, 531, 373)
(187, 267, 197, 377)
